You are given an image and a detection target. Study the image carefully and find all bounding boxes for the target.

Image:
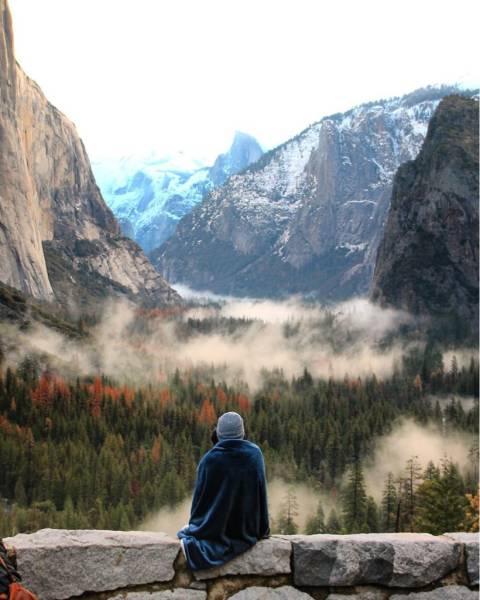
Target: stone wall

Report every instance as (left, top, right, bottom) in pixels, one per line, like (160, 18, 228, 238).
(3, 530, 478, 600)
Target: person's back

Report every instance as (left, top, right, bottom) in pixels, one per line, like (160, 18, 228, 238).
(177, 412, 269, 571)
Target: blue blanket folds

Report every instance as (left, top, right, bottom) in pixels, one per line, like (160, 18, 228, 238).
(177, 439, 269, 571)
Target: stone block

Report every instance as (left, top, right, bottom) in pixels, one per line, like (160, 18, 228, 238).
(327, 590, 388, 600)
(390, 585, 478, 600)
(4, 529, 180, 600)
(444, 533, 479, 586)
(293, 533, 461, 588)
(110, 591, 206, 600)
(229, 586, 314, 599)
(194, 537, 291, 580)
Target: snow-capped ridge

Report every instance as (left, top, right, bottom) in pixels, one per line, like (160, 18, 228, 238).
(93, 131, 264, 253)
(154, 84, 477, 300)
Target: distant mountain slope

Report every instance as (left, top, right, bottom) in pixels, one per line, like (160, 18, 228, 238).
(0, 0, 180, 313)
(93, 132, 263, 254)
(153, 85, 477, 300)
(371, 95, 479, 329)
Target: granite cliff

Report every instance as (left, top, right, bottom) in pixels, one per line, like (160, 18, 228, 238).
(0, 0, 179, 313)
(154, 86, 476, 300)
(371, 96, 479, 330)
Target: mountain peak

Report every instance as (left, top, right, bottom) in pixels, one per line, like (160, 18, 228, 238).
(154, 85, 477, 300)
(232, 130, 261, 146)
(209, 131, 263, 187)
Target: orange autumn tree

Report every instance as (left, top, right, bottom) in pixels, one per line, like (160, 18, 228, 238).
(216, 387, 228, 407)
(151, 436, 162, 464)
(237, 393, 251, 412)
(31, 372, 54, 408)
(90, 376, 103, 418)
(198, 398, 216, 425)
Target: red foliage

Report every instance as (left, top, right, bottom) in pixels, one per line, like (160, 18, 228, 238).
(198, 398, 216, 425)
(159, 388, 171, 407)
(31, 372, 54, 408)
(103, 386, 121, 403)
(236, 393, 251, 413)
(151, 436, 162, 464)
(53, 376, 70, 400)
(216, 387, 228, 406)
(89, 376, 102, 418)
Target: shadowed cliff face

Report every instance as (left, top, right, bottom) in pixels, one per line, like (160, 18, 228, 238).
(371, 96, 479, 329)
(0, 0, 180, 311)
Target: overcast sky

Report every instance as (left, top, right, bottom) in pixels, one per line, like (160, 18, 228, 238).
(8, 0, 479, 162)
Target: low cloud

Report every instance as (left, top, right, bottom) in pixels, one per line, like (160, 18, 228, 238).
(139, 477, 334, 536)
(364, 418, 476, 501)
(1, 295, 420, 389)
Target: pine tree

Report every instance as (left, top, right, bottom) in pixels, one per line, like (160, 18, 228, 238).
(326, 508, 342, 533)
(414, 459, 467, 534)
(305, 501, 326, 534)
(400, 456, 423, 532)
(366, 496, 379, 532)
(276, 487, 299, 534)
(14, 480, 27, 507)
(381, 472, 398, 532)
(342, 461, 367, 533)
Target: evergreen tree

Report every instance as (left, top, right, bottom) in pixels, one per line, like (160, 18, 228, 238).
(423, 461, 440, 481)
(305, 501, 326, 534)
(366, 496, 379, 533)
(14, 480, 27, 507)
(414, 459, 468, 534)
(381, 472, 398, 532)
(400, 456, 423, 532)
(276, 487, 299, 534)
(342, 461, 367, 533)
(326, 508, 342, 533)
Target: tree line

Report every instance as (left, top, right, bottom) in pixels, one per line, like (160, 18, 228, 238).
(0, 348, 477, 536)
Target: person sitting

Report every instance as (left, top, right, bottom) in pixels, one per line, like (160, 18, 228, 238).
(177, 411, 270, 571)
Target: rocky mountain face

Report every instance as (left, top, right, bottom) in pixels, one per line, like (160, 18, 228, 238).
(93, 131, 263, 254)
(371, 95, 479, 328)
(154, 86, 476, 299)
(0, 0, 179, 313)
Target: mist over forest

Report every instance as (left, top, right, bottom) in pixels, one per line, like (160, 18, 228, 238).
(0, 290, 478, 537)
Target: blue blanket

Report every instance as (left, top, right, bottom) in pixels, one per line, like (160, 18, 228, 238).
(177, 438, 269, 571)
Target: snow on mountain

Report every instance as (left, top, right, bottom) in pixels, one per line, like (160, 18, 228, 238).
(93, 133, 263, 254)
(154, 85, 478, 300)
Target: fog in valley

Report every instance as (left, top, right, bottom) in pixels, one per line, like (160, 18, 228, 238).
(2, 292, 421, 390)
(2, 289, 477, 535)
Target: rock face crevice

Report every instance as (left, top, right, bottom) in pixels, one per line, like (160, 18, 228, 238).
(4, 529, 478, 600)
(0, 0, 179, 310)
(370, 96, 479, 327)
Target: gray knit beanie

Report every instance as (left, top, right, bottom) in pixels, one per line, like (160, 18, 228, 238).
(217, 411, 245, 441)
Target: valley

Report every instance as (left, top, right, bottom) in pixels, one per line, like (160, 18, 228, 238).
(0, 0, 478, 549)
